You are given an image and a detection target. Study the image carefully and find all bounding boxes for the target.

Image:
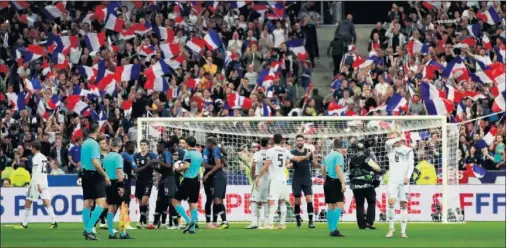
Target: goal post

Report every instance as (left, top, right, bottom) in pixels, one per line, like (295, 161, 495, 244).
(137, 116, 463, 223)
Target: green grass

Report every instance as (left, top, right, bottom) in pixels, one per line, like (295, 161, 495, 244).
(1, 222, 505, 247)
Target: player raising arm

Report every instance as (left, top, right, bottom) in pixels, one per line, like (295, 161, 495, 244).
(15, 142, 57, 230)
(385, 136, 414, 239)
(255, 134, 310, 230)
(322, 139, 346, 237)
(245, 137, 270, 229)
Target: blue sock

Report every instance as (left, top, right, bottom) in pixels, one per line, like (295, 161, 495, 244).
(82, 207, 91, 230)
(107, 213, 114, 236)
(191, 208, 198, 231)
(175, 205, 190, 223)
(326, 209, 335, 232)
(335, 208, 343, 230)
(86, 206, 104, 233)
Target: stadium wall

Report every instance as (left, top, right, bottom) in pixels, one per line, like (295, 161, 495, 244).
(1, 185, 504, 223)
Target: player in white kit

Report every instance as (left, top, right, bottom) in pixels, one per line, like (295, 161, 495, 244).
(255, 134, 310, 230)
(14, 142, 58, 229)
(245, 138, 270, 230)
(384, 135, 414, 239)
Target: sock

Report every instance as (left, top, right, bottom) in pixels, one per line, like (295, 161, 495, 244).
(46, 206, 56, 224)
(335, 208, 342, 231)
(174, 204, 190, 223)
(294, 204, 301, 222)
(82, 207, 91, 230)
(140, 205, 148, 224)
(250, 202, 258, 226)
(219, 204, 227, 223)
(263, 203, 269, 225)
(169, 205, 178, 226)
(22, 208, 31, 226)
(212, 203, 219, 224)
(86, 205, 104, 233)
(161, 212, 167, 226)
(191, 208, 198, 231)
(279, 204, 287, 225)
(388, 205, 395, 230)
(205, 200, 212, 223)
(100, 209, 107, 224)
(307, 203, 314, 222)
(153, 212, 160, 226)
(256, 204, 263, 226)
(401, 207, 408, 233)
(326, 208, 335, 232)
(268, 204, 276, 225)
(107, 213, 114, 236)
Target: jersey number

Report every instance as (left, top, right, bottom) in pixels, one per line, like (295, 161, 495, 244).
(394, 155, 400, 163)
(41, 160, 48, 174)
(277, 154, 284, 167)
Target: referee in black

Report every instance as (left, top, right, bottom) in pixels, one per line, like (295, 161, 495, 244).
(349, 143, 381, 230)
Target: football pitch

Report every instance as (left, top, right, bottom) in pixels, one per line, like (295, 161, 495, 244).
(1, 222, 505, 247)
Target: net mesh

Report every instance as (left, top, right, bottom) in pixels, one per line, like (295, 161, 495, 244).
(139, 117, 464, 223)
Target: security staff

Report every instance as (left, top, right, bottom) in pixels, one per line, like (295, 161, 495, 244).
(349, 143, 381, 230)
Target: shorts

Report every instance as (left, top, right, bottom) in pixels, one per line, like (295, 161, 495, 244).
(26, 184, 51, 201)
(82, 170, 106, 200)
(135, 180, 153, 199)
(387, 183, 410, 202)
(175, 177, 200, 203)
(292, 179, 313, 198)
(106, 180, 122, 206)
(250, 178, 268, 202)
(267, 179, 289, 201)
(323, 177, 344, 204)
(123, 178, 132, 204)
(157, 176, 177, 199)
(212, 171, 227, 199)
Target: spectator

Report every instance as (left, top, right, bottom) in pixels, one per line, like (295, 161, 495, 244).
(327, 35, 348, 76)
(50, 137, 68, 173)
(370, 22, 387, 45)
(49, 160, 65, 175)
(2, 179, 11, 187)
(334, 14, 356, 45)
(67, 137, 82, 174)
(409, 94, 426, 115)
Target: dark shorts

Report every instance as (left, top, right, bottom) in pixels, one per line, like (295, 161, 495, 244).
(212, 171, 227, 199)
(292, 179, 313, 198)
(135, 180, 153, 199)
(323, 177, 344, 204)
(81, 170, 106, 200)
(157, 176, 177, 199)
(106, 180, 122, 206)
(175, 177, 200, 203)
(123, 178, 132, 204)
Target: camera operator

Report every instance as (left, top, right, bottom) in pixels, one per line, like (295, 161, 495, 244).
(349, 143, 381, 229)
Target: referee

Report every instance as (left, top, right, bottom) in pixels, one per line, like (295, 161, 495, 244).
(322, 139, 346, 237)
(349, 143, 381, 230)
(81, 123, 111, 241)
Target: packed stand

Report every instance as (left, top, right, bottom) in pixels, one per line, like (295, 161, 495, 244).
(0, 1, 324, 184)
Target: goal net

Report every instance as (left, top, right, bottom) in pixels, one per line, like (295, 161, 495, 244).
(138, 116, 464, 223)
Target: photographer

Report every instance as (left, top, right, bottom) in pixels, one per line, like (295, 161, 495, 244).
(349, 143, 381, 230)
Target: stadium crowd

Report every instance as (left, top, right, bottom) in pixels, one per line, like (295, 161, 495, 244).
(0, 1, 505, 188)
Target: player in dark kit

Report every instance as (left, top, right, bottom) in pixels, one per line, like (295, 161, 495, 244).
(152, 141, 176, 229)
(202, 137, 229, 229)
(291, 134, 320, 229)
(133, 139, 157, 229)
(121, 141, 137, 230)
(168, 135, 185, 229)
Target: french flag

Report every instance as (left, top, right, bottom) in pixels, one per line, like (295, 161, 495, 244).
(419, 82, 446, 101)
(24, 77, 42, 92)
(72, 124, 83, 143)
(119, 29, 136, 40)
(144, 77, 169, 92)
(0, 64, 9, 74)
(19, 14, 35, 26)
(422, 59, 444, 79)
(467, 23, 481, 38)
(477, 6, 501, 25)
(116, 64, 141, 82)
(253, 2, 269, 14)
(262, 101, 272, 116)
(74, 85, 100, 100)
(154, 26, 174, 41)
(53, 53, 70, 70)
(43, 3, 66, 20)
(185, 37, 206, 54)
(90, 110, 108, 131)
(424, 98, 454, 116)
(443, 57, 469, 82)
(492, 91, 506, 113)
(459, 35, 476, 48)
(105, 15, 125, 32)
(145, 59, 172, 78)
(167, 55, 185, 70)
(230, 1, 250, 9)
(46, 95, 61, 110)
(186, 78, 200, 90)
(422, 1, 440, 11)
(285, 39, 308, 61)
(446, 86, 465, 103)
(352, 56, 377, 69)
(84, 32, 106, 52)
(227, 93, 253, 109)
(10, 1, 30, 10)
(97, 74, 117, 96)
(121, 100, 133, 115)
(58, 35, 79, 55)
(482, 35, 492, 50)
(207, 1, 219, 13)
(66, 95, 91, 117)
(131, 21, 152, 35)
(24, 44, 44, 62)
(407, 40, 429, 55)
(167, 87, 180, 99)
(475, 127, 498, 150)
(6, 92, 29, 111)
(77, 65, 96, 81)
(386, 93, 408, 115)
(327, 102, 346, 116)
(495, 46, 505, 63)
(160, 43, 180, 59)
(204, 30, 223, 50)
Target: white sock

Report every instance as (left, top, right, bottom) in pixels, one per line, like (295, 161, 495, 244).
(250, 203, 258, 226)
(46, 206, 56, 223)
(256, 204, 262, 226)
(388, 205, 395, 230)
(268, 204, 276, 225)
(279, 204, 287, 225)
(401, 207, 408, 233)
(263, 203, 269, 225)
(22, 208, 31, 226)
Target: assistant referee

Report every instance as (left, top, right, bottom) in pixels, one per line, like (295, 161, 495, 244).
(322, 139, 346, 237)
(81, 124, 111, 241)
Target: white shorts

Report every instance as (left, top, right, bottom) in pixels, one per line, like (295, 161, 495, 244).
(387, 183, 409, 202)
(26, 184, 51, 202)
(250, 179, 269, 202)
(267, 180, 289, 202)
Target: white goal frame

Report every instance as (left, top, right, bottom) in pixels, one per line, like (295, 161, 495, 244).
(138, 115, 453, 223)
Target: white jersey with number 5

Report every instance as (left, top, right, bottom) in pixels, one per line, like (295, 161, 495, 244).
(266, 145, 294, 181)
(31, 153, 49, 188)
(386, 143, 414, 185)
(253, 150, 268, 177)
